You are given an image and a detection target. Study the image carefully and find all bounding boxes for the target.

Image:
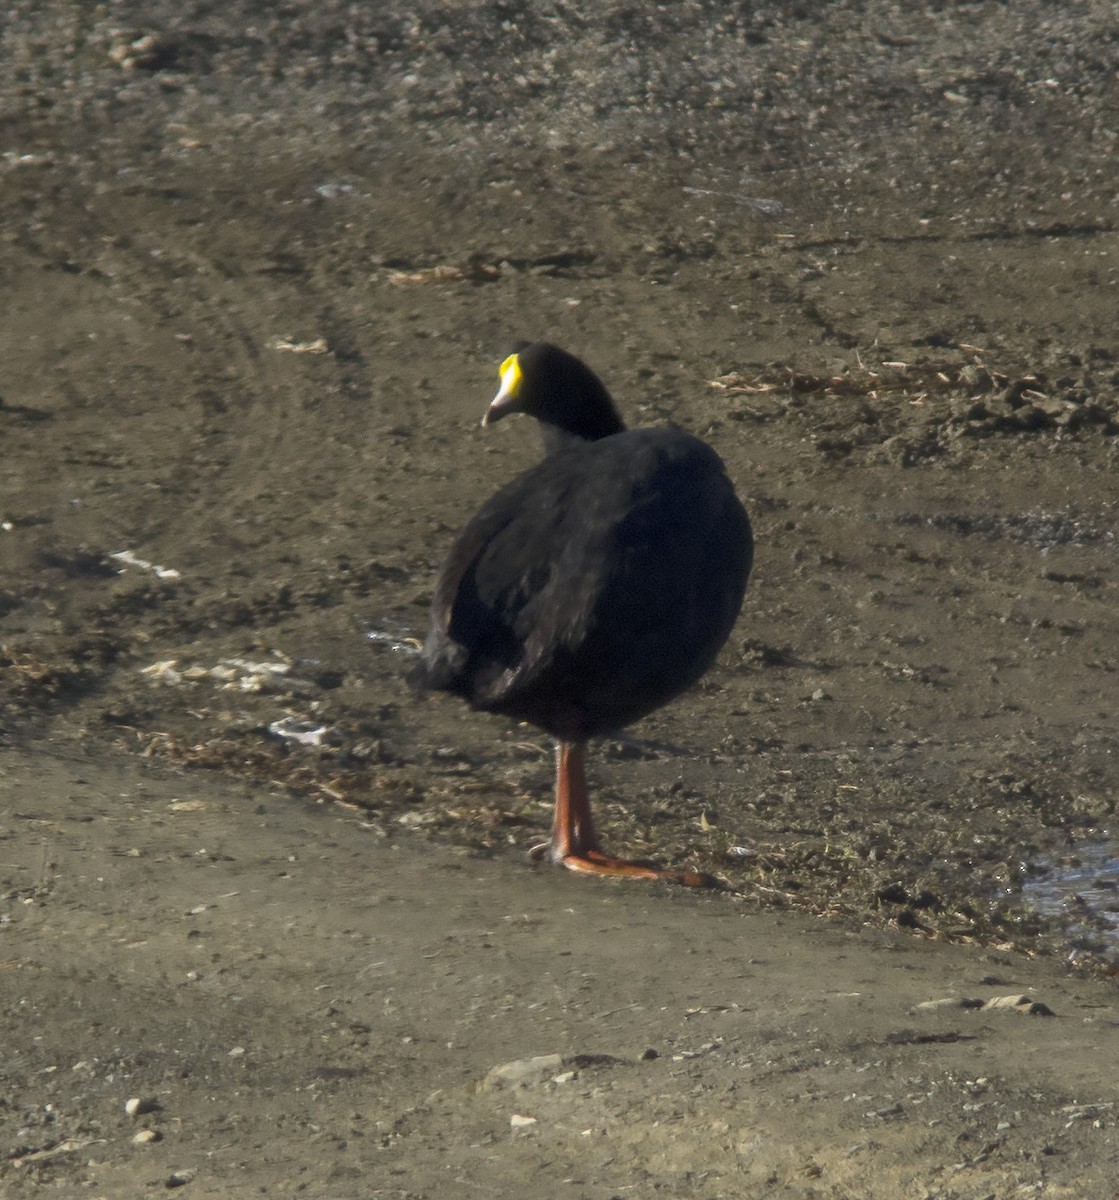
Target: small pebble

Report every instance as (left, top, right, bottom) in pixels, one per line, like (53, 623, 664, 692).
(132, 1129, 160, 1144)
(125, 1096, 160, 1117)
(510, 1113, 537, 1128)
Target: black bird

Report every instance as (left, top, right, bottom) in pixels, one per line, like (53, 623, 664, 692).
(415, 343, 753, 885)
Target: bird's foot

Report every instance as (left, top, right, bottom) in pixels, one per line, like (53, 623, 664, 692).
(528, 841, 719, 888)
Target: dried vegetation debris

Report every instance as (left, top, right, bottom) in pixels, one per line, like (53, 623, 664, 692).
(1, 533, 1110, 968)
(711, 349, 1119, 462)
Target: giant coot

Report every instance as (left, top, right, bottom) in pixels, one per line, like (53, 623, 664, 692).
(415, 343, 753, 885)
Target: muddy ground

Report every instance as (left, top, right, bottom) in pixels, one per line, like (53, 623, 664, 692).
(2, 2, 1119, 1196)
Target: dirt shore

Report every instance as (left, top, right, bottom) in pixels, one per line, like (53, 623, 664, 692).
(4, 739, 1119, 1198)
(3, 2, 1118, 1195)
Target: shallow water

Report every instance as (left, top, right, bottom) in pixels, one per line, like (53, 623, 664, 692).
(891, 508, 1118, 554)
(1023, 840, 1119, 959)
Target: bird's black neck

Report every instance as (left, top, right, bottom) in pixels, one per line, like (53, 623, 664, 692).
(536, 404, 626, 456)
(535, 422, 598, 456)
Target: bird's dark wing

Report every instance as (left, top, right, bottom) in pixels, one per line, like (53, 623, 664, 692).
(415, 446, 600, 703)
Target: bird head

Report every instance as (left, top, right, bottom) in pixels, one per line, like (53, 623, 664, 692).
(482, 343, 626, 446)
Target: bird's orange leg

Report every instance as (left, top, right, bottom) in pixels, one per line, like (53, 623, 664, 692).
(529, 741, 717, 888)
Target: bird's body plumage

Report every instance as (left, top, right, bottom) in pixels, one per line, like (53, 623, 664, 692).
(421, 426, 751, 741)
